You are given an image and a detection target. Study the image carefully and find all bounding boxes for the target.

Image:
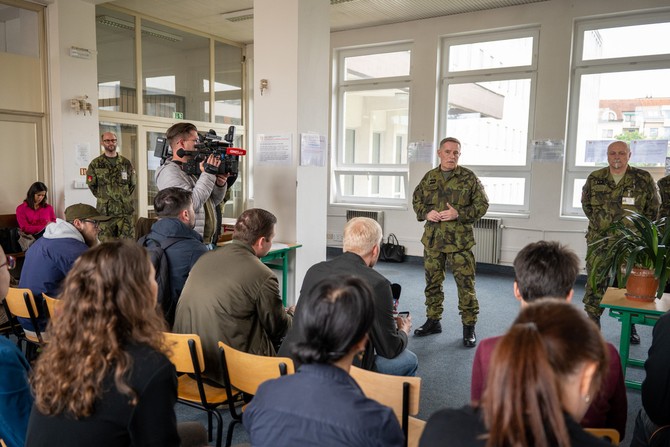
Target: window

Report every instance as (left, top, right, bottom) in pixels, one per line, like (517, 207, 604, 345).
(438, 29, 538, 213)
(563, 13, 670, 217)
(332, 44, 411, 206)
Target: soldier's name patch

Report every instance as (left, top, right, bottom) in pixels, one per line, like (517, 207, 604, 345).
(622, 197, 635, 205)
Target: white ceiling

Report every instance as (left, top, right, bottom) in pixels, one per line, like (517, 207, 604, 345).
(105, 0, 549, 44)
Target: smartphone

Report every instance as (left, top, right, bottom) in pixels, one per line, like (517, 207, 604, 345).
(398, 311, 410, 319)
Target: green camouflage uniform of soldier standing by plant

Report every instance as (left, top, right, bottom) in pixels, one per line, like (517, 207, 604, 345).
(582, 140, 659, 339)
(412, 137, 489, 347)
(657, 175, 670, 220)
(86, 132, 136, 241)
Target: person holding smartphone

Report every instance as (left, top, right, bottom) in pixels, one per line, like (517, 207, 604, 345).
(279, 217, 418, 377)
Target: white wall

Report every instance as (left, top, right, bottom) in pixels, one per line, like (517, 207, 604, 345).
(47, 0, 100, 214)
(327, 0, 670, 268)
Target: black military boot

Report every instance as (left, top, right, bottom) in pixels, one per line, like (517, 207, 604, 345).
(630, 324, 640, 345)
(463, 325, 477, 347)
(414, 318, 442, 337)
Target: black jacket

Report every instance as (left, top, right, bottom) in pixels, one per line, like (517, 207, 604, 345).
(278, 251, 407, 370)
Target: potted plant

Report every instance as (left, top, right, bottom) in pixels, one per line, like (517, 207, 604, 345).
(588, 211, 670, 301)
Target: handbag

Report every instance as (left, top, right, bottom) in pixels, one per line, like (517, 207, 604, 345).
(18, 230, 36, 252)
(380, 234, 405, 263)
(0, 227, 22, 254)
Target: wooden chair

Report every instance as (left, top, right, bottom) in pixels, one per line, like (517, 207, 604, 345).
(218, 341, 295, 447)
(585, 428, 620, 445)
(2, 287, 45, 359)
(163, 333, 235, 447)
(407, 416, 426, 447)
(350, 365, 421, 447)
(42, 294, 62, 320)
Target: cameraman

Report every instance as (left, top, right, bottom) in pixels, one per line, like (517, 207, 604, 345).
(155, 122, 228, 246)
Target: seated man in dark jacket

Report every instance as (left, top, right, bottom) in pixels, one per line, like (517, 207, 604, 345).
(141, 187, 207, 324)
(632, 310, 670, 446)
(279, 217, 418, 376)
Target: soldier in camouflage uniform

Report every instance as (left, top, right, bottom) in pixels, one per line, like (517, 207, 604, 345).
(582, 140, 659, 344)
(412, 137, 489, 347)
(657, 174, 670, 219)
(86, 132, 136, 241)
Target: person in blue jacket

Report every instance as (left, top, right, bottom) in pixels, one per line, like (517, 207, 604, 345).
(18, 203, 109, 330)
(0, 244, 33, 447)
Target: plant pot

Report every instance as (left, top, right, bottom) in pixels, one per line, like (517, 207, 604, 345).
(624, 267, 659, 302)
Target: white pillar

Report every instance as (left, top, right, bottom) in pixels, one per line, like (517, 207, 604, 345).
(253, 0, 330, 304)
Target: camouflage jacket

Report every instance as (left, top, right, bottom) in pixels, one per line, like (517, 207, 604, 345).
(412, 165, 489, 253)
(582, 166, 659, 242)
(86, 154, 136, 216)
(658, 175, 670, 220)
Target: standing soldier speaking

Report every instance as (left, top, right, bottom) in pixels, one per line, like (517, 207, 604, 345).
(86, 132, 136, 241)
(582, 140, 658, 344)
(412, 137, 489, 347)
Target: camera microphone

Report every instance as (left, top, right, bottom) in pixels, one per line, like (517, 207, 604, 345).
(176, 149, 194, 158)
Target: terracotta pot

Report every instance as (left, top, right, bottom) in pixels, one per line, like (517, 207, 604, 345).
(624, 267, 659, 302)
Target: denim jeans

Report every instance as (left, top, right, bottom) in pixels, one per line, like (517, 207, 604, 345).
(375, 349, 419, 377)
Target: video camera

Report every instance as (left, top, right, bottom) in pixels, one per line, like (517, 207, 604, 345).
(154, 126, 247, 177)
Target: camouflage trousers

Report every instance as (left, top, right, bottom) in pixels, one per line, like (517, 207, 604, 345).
(583, 242, 610, 319)
(423, 248, 479, 325)
(99, 215, 135, 242)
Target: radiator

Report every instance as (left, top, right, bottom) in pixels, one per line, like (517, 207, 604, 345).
(472, 218, 502, 264)
(345, 210, 384, 232)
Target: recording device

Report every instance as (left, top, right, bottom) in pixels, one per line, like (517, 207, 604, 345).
(398, 311, 410, 319)
(154, 126, 247, 177)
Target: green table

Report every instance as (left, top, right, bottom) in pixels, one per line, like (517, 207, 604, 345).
(600, 287, 670, 389)
(261, 243, 302, 306)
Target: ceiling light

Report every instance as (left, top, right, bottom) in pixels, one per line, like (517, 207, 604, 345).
(96, 15, 183, 42)
(220, 9, 254, 23)
(220, 0, 358, 23)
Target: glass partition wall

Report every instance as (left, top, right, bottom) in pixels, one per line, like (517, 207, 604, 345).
(96, 5, 245, 218)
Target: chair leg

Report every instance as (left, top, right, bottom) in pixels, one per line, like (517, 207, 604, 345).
(210, 410, 223, 447)
(207, 411, 213, 441)
(225, 420, 241, 447)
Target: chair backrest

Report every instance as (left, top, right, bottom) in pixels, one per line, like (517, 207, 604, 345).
(407, 417, 426, 447)
(3, 287, 43, 344)
(163, 332, 206, 374)
(585, 428, 620, 445)
(43, 294, 62, 319)
(4, 287, 39, 320)
(350, 365, 421, 446)
(350, 365, 421, 419)
(218, 341, 295, 395)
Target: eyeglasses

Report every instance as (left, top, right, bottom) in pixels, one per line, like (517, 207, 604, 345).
(0, 255, 16, 270)
(102, 139, 117, 143)
(82, 219, 100, 228)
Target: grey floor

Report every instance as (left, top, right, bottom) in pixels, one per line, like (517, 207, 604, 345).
(178, 258, 647, 446)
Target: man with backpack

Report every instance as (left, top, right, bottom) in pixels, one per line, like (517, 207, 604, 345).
(139, 187, 207, 326)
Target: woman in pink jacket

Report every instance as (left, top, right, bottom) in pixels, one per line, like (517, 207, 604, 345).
(16, 182, 56, 238)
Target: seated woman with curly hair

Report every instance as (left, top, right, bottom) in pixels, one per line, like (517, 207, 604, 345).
(25, 240, 180, 447)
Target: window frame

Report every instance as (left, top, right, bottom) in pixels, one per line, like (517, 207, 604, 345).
(437, 27, 539, 214)
(562, 11, 670, 217)
(331, 42, 413, 208)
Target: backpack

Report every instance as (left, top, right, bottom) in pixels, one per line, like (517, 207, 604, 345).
(138, 235, 181, 327)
